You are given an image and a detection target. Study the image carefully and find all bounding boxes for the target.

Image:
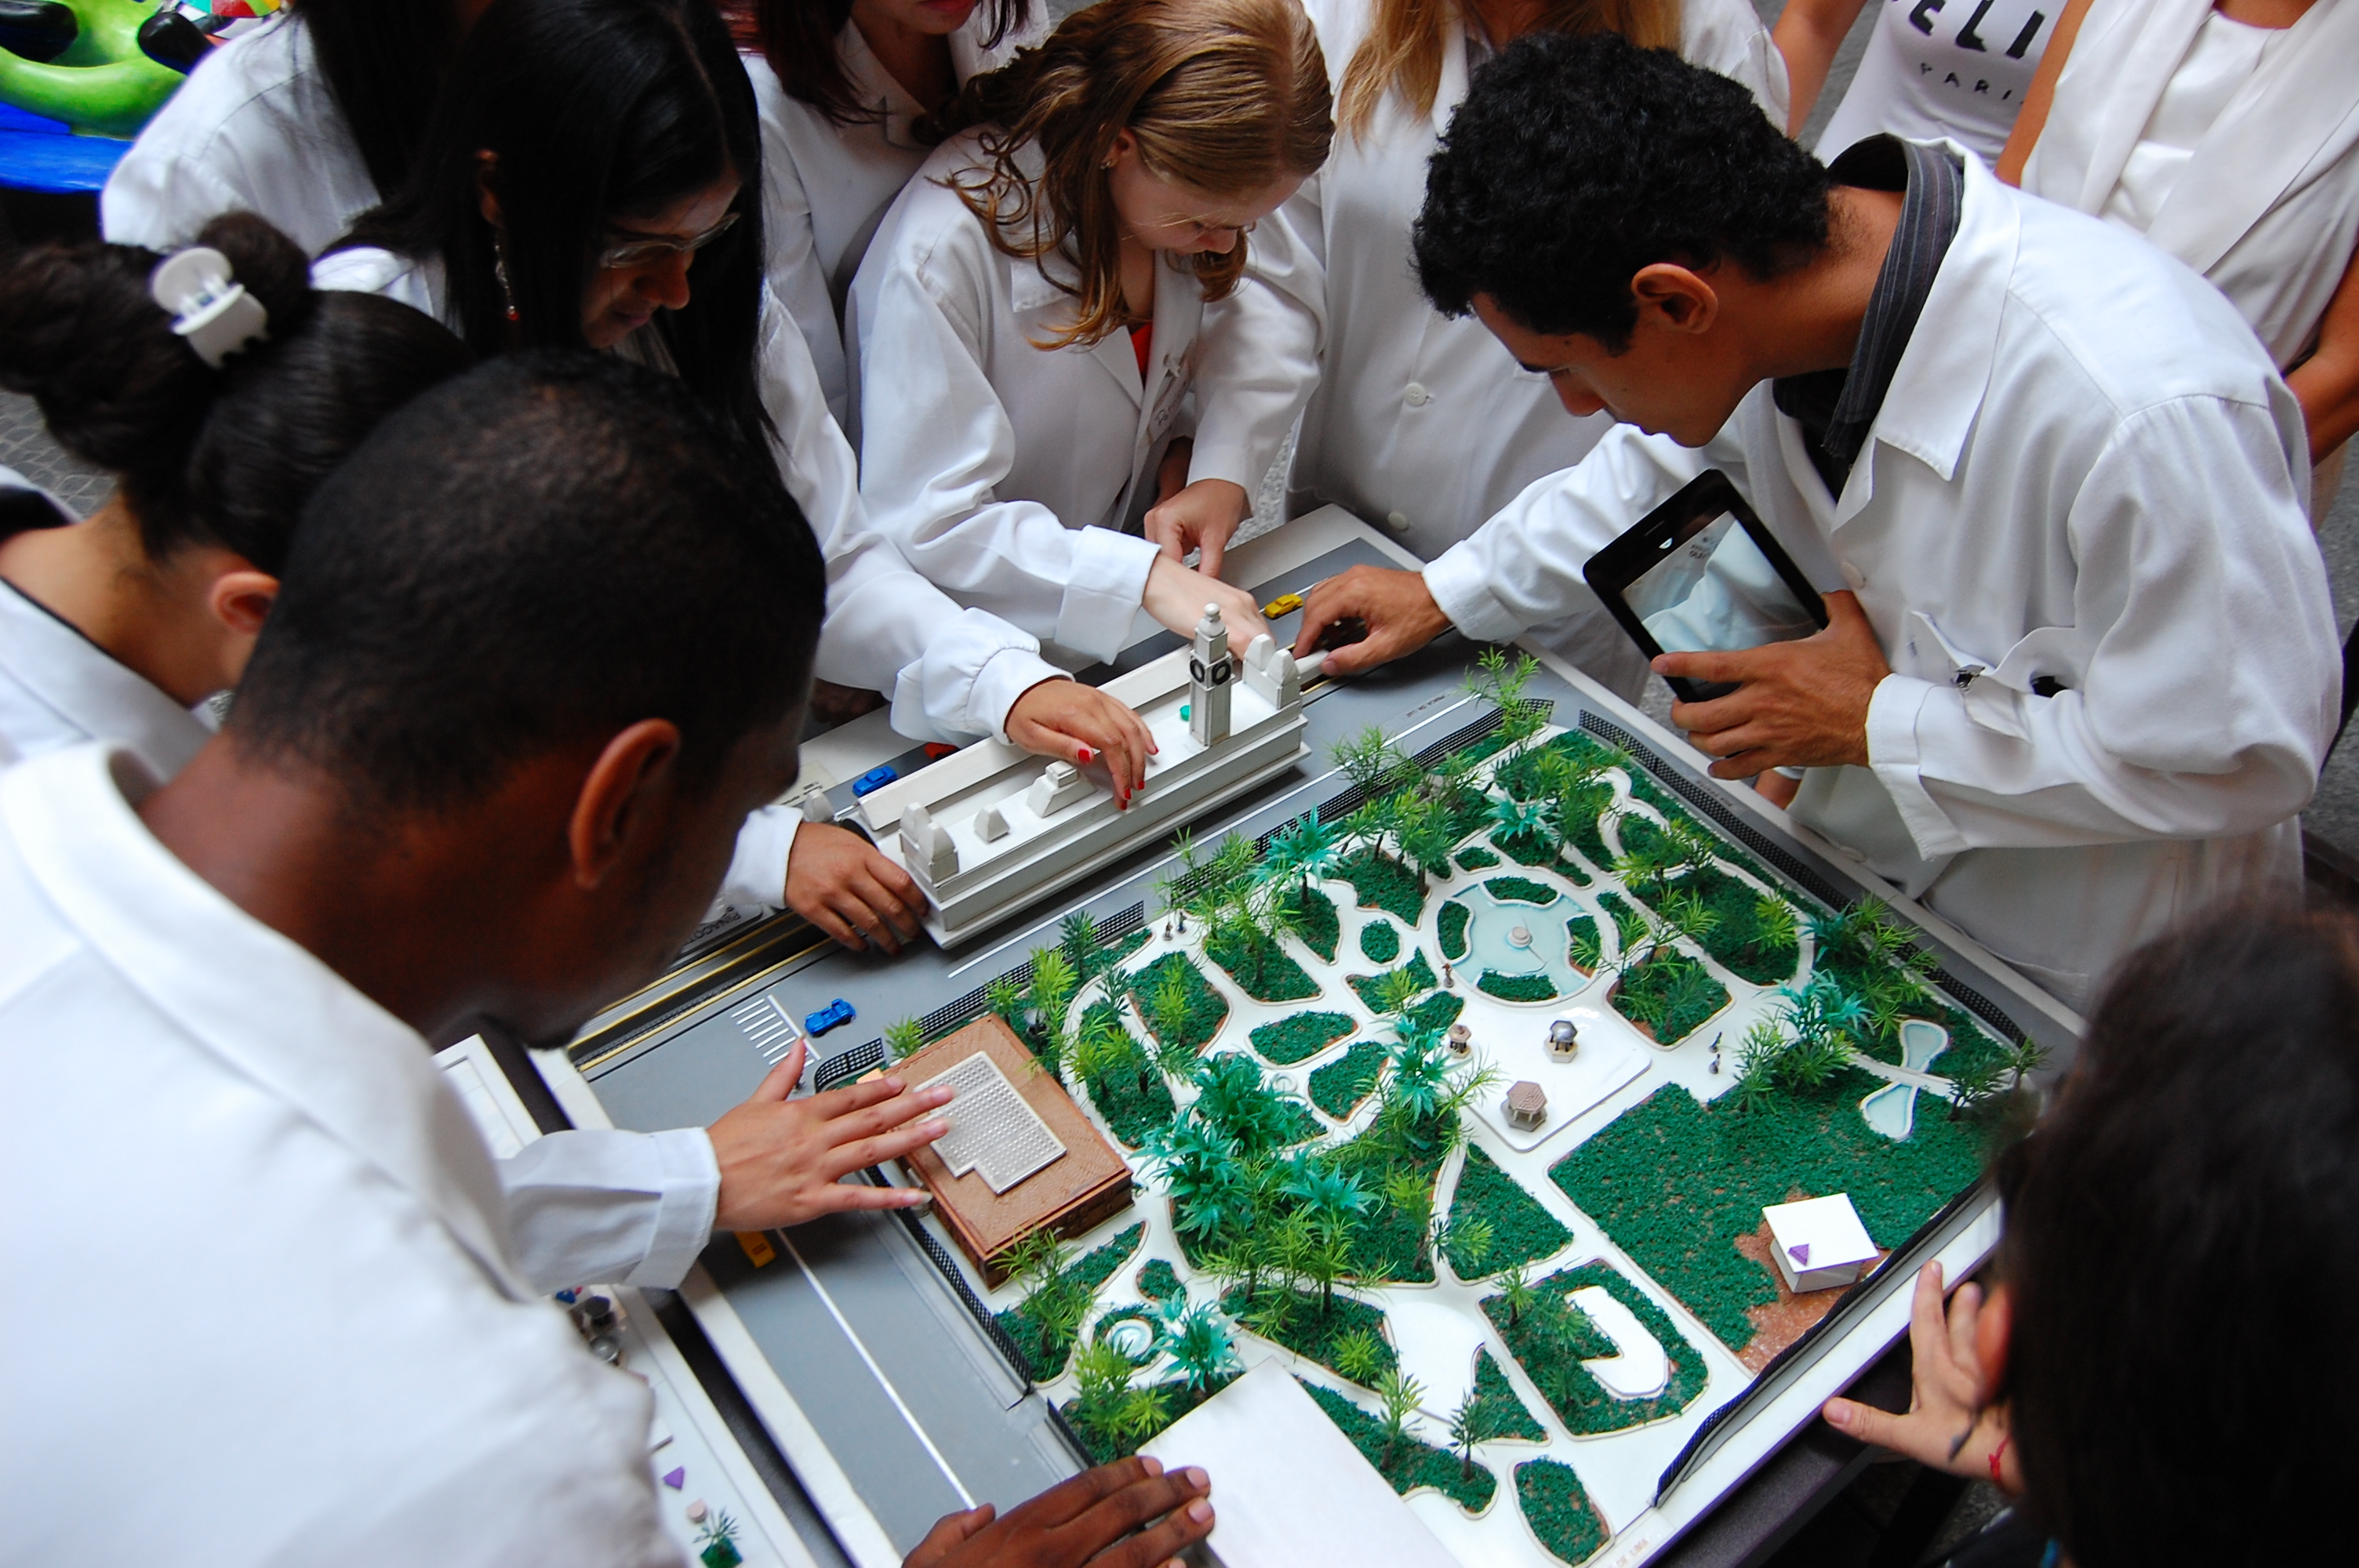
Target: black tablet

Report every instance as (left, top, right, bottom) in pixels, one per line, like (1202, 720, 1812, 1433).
(1583, 470, 1828, 702)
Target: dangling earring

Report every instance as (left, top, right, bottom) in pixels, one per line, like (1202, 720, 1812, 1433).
(493, 230, 520, 324)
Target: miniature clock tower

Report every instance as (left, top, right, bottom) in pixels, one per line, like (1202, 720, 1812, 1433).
(1188, 603, 1234, 746)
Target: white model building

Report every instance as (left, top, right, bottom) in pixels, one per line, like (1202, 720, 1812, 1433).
(1762, 1193, 1881, 1294)
(856, 632, 1322, 946)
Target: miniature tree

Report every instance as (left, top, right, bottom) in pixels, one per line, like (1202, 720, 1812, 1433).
(1447, 1215, 1496, 1279)
(1332, 726, 1416, 800)
(1446, 1393, 1485, 1479)
(1333, 1328, 1387, 1386)
(1162, 1303, 1241, 1392)
(1060, 909, 1100, 972)
(1487, 793, 1557, 856)
(1304, 1226, 1355, 1314)
(1946, 1057, 2005, 1120)
(1266, 814, 1343, 906)
(2002, 1036, 2049, 1091)
(1151, 1120, 1252, 1247)
(1567, 919, 1605, 973)
(1377, 1367, 1427, 1466)
(1753, 895, 1798, 956)
(1393, 790, 1459, 885)
(983, 975, 1025, 1029)
(883, 1016, 925, 1060)
(1498, 1264, 1536, 1328)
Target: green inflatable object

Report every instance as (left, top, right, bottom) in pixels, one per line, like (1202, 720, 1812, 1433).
(1, 0, 184, 138)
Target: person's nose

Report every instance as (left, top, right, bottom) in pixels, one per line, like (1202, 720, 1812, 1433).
(1195, 225, 1239, 256)
(1553, 380, 1608, 419)
(639, 253, 694, 311)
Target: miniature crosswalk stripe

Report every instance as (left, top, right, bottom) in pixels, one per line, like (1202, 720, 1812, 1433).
(914, 1052, 1067, 1194)
(735, 1230, 777, 1267)
(729, 993, 801, 1062)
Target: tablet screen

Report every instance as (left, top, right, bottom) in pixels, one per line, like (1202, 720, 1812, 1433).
(1626, 511, 1821, 657)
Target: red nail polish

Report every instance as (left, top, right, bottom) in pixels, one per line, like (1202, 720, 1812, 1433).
(1078, 746, 1094, 765)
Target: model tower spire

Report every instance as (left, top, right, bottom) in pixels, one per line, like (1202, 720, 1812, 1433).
(1188, 602, 1234, 746)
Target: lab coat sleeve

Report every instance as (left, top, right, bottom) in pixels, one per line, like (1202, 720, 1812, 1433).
(1866, 393, 2336, 855)
(717, 802, 803, 913)
(856, 251, 1158, 662)
(100, 141, 250, 251)
(1187, 175, 1329, 495)
(1421, 423, 1721, 641)
(758, 104, 855, 426)
(497, 1127, 720, 1294)
(757, 289, 1068, 740)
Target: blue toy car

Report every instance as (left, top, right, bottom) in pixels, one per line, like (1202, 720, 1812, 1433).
(805, 998, 856, 1036)
(850, 765, 898, 797)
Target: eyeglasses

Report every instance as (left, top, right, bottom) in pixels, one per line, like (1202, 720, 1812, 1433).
(596, 210, 740, 270)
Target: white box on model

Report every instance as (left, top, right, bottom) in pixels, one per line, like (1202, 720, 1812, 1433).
(858, 612, 1318, 947)
(1763, 1193, 1881, 1294)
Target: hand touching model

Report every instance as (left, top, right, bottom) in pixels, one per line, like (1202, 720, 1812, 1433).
(706, 1043, 953, 1231)
(904, 1458, 1216, 1568)
(1821, 1261, 2022, 1493)
(786, 674, 1164, 951)
(1290, 564, 1453, 677)
(1143, 437, 1252, 583)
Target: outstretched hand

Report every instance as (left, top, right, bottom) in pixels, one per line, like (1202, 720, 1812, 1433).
(1141, 553, 1260, 644)
(1007, 678, 1158, 809)
(1658, 591, 1889, 779)
(1143, 477, 1250, 582)
(706, 1044, 951, 1231)
(1289, 564, 1451, 677)
(1822, 1262, 2020, 1493)
(904, 1457, 1214, 1568)
(787, 822, 926, 954)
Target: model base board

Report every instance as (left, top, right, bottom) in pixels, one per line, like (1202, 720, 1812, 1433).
(916, 711, 2028, 1566)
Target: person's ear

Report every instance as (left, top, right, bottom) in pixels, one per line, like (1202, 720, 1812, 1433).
(1102, 127, 1137, 173)
(475, 148, 504, 230)
(1974, 1279, 2013, 1396)
(1630, 263, 1719, 336)
(566, 719, 684, 890)
(207, 568, 278, 638)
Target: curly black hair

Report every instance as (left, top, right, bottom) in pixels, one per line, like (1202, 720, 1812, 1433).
(1413, 32, 1830, 351)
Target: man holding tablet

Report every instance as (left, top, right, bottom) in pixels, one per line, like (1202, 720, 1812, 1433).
(1292, 34, 2338, 1007)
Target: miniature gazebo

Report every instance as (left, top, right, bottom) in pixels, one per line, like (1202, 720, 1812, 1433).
(1546, 1018, 1580, 1063)
(1447, 1022, 1473, 1056)
(1503, 1080, 1549, 1131)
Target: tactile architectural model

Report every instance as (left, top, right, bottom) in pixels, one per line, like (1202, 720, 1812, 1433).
(895, 1016, 1134, 1285)
(860, 611, 1322, 946)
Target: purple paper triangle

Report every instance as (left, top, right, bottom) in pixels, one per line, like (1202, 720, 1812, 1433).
(663, 1467, 685, 1490)
(1787, 1243, 1810, 1265)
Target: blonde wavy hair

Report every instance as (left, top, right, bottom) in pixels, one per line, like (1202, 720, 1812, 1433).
(922, 0, 1332, 349)
(1337, 0, 1680, 138)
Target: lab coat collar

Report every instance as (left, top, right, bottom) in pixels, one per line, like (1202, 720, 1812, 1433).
(1, 743, 533, 1302)
(2070, 0, 2213, 216)
(1842, 143, 2015, 505)
(0, 578, 214, 780)
(838, 11, 1008, 151)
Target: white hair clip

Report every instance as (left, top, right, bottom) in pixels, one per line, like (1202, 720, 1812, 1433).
(150, 246, 271, 368)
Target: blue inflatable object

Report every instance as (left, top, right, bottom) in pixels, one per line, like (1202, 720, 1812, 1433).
(0, 100, 129, 193)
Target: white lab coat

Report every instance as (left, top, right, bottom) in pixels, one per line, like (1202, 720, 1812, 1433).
(1190, 0, 1787, 698)
(101, 9, 378, 255)
(852, 133, 1262, 663)
(0, 474, 722, 1292)
(1420, 151, 2336, 1007)
(0, 744, 680, 1565)
(749, 5, 1045, 424)
(312, 245, 1070, 916)
(2020, 0, 2359, 374)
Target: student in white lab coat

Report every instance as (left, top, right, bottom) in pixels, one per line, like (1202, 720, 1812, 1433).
(1295, 36, 2338, 1007)
(0, 215, 934, 1298)
(2000, 0, 2359, 506)
(1187, 0, 1786, 699)
(0, 214, 469, 775)
(0, 350, 1217, 1566)
(742, 0, 1046, 423)
(104, 0, 473, 253)
(319, 0, 1164, 890)
(850, 0, 1329, 663)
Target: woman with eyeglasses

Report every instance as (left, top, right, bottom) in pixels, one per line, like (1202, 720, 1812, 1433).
(315, 0, 1160, 952)
(848, 0, 1332, 662)
(736, 0, 1046, 424)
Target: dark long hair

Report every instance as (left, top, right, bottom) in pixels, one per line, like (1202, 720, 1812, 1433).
(299, 0, 467, 201)
(1997, 902, 2359, 1566)
(736, 0, 1034, 127)
(0, 212, 471, 568)
(343, 0, 769, 453)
